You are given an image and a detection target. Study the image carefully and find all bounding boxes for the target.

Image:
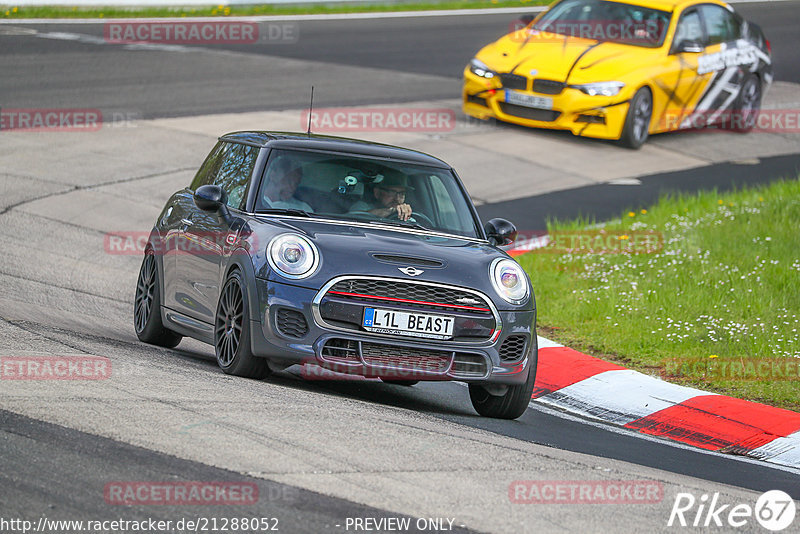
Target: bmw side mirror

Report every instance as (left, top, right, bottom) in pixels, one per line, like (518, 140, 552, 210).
(674, 39, 704, 54)
(194, 184, 232, 223)
(484, 218, 518, 246)
(517, 14, 536, 25)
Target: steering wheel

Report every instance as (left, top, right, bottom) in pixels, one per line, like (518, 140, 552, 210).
(386, 210, 435, 228)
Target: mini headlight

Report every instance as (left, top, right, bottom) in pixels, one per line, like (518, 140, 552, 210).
(267, 233, 319, 279)
(490, 258, 530, 305)
(469, 58, 495, 79)
(571, 81, 626, 96)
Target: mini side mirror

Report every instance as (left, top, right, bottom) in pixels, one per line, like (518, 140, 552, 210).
(484, 218, 518, 246)
(194, 184, 227, 212)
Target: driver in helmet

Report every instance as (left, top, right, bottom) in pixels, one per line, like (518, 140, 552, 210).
(349, 171, 413, 221)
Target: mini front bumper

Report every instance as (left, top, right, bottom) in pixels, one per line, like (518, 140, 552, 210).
(250, 277, 535, 385)
(463, 69, 631, 140)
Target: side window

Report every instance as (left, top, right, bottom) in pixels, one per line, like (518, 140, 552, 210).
(189, 142, 225, 191)
(700, 5, 740, 45)
(211, 143, 259, 210)
(673, 9, 705, 48)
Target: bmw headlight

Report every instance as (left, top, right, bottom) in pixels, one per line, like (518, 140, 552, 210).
(571, 81, 625, 96)
(469, 58, 495, 79)
(267, 234, 319, 279)
(490, 258, 530, 305)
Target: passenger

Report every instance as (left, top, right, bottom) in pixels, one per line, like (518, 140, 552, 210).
(350, 172, 413, 221)
(261, 164, 313, 212)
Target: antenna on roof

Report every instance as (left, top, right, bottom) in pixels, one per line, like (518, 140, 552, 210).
(306, 86, 314, 136)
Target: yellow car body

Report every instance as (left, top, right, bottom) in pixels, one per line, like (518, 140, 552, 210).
(463, 0, 772, 147)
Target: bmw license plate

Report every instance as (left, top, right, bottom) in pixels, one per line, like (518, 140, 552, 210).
(362, 308, 454, 340)
(505, 90, 553, 110)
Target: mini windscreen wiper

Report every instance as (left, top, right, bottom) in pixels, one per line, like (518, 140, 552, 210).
(368, 219, 429, 232)
(257, 208, 312, 217)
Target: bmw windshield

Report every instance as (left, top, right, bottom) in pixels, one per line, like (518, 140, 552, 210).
(531, 0, 671, 48)
(255, 148, 482, 239)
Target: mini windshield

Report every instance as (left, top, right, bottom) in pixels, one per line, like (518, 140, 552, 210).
(532, 0, 671, 48)
(255, 148, 481, 239)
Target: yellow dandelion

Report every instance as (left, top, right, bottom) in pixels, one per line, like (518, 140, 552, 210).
(640, 209, 647, 214)
(728, 202, 734, 207)
(628, 211, 635, 217)
(4, 10, 9, 16)
(224, 6, 231, 15)
(619, 235, 630, 240)
(211, 9, 217, 14)
(718, 199, 724, 205)
(709, 354, 718, 359)
(98, 13, 103, 17)
(218, 4, 224, 9)
(759, 196, 764, 202)
(12, 6, 18, 12)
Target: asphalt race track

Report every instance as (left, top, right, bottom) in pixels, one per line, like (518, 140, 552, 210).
(1, 3, 800, 532)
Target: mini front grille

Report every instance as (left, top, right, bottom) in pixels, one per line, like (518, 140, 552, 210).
(328, 279, 491, 313)
(532, 79, 565, 95)
(452, 353, 489, 378)
(499, 73, 528, 90)
(361, 342, 451, 372)
(499, 335, 528, 362)
(318, 338, 490, 378)
(275, 308, 309, 338)
(499, 103, 561, 122)
(466, 94, 488, 107)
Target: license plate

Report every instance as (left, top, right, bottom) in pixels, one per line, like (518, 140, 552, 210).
(505, 90, 553, 110)
(362, 308, 454, 340)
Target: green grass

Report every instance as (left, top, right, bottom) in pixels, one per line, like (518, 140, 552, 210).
(0, 0, 548, 19)
(518, 178, 800, 411)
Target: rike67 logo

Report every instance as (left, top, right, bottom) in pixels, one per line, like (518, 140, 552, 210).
(668, 490, 796, 531)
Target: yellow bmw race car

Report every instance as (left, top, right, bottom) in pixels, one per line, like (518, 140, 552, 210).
(463, 0, 772, 148)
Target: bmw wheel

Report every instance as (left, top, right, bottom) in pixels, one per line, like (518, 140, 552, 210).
(728, 74, 761, 132)
(134, 250, 182, 348)
(619, 87, 652, 149)
(215, 269, 270, 379)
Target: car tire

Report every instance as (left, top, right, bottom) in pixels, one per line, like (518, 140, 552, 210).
(468, 337, 538, 419)
(619, 87, 652, 149)
(380, 379, 419, 386)
(215, 269, 271, 379)
(727, 74, 761, 133)
(134, 250, 183, 348)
